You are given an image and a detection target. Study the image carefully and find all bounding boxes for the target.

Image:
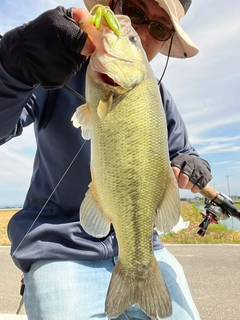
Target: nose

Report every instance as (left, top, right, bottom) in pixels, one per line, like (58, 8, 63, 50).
(133, 24, 148, 42)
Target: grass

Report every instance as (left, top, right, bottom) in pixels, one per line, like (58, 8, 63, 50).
(0, 209, 18, 245)
(1, 203, 240, 246)
(161, 202, 240, 244)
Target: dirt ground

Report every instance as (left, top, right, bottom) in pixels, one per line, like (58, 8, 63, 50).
(0, 209, 18, 246)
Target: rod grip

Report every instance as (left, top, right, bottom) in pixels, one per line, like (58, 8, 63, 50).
(199, 185, 218, 201)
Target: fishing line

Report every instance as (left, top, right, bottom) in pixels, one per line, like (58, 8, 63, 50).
(11, 140, 86, 257)
(11, 84, 87, 257)
(64, 84, 86, 102)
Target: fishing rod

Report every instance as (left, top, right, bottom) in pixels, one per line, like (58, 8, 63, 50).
(197, 185, 240, 236)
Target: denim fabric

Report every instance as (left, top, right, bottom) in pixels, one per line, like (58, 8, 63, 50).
(24, 248, 200, 319)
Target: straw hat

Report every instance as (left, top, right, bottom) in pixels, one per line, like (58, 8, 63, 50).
(83, 0, 199, 58)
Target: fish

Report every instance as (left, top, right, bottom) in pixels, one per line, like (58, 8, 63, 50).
(72, 13, 180, 319)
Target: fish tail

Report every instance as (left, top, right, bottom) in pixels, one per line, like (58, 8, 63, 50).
(105, 257, 172, 319)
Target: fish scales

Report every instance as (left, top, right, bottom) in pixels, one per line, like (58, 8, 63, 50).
(72, 13, 180, 319)
(90, 70, 168, 266)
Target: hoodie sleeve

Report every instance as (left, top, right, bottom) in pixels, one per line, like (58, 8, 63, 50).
(0, 43, 38, 144)
(160, 83, 199, 160)
(0, 7, 87, 89)
(0, 6, 88, 144)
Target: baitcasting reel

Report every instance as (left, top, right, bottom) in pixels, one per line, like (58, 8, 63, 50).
(198, 197, 229, 236)
(197, 191, 240, 236)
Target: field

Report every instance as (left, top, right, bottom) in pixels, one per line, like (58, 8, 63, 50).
(1, 203, 240, 246)
(161, 202, 240, 244)
(0, 209, 19, 245)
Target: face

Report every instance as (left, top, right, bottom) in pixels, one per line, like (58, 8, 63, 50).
(112, 0, 174, 61)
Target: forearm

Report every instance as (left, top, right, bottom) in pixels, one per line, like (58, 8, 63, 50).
(0, 6, 89, 143)
(160, 84, 199, 159)
(160, 83, 212, 190)
(0, 6, 87, 88)
(0, 54, 34, 143)
(167, 118, 199, 160)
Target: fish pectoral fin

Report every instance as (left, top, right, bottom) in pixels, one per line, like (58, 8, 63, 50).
(105, 257, 172, 319)
(71, 103, 93, 140)
(97, 92, 113, 120)
(80, 185, 111, 238)
(155, 167, 180, 232)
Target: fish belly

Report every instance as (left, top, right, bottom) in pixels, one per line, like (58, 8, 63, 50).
(90, 75, 173, 318)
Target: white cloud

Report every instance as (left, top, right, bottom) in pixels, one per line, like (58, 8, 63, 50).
(0, 0, 86, 205)
(213, 161, 230, 165)
(151, 0, 240, 196)
(197, 144, 240, 156)
(0, 0, 86, 33)
(0, 126, 35, 204)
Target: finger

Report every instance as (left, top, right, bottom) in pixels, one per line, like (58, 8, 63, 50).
(72, 8, 90, 24)
(191, 184, 200, 193)
(172, 166, 181, 181)
(80, 37, 95, 56)
(72, 9, 96, 57)
(180, 162, 194, 178)
(185, 180, 194, 190)
(190, 175, 209, 190)
(177, 172, 190, 189)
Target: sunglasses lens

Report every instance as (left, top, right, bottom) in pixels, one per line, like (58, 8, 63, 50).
(122, 3, 145, 25)
(121, 1, 173, 42)
(149, 22, 172, 41)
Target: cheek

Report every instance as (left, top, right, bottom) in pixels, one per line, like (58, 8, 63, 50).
(142, 41, 164, 61)
(133, 27, 161, 61)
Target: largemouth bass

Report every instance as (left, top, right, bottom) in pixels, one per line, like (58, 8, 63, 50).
(72, 13, 180, 319)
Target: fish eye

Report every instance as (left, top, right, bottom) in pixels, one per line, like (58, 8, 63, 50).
(129, 35, 138, 43)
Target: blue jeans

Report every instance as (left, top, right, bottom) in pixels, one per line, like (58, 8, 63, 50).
(24, 248, 200, 319)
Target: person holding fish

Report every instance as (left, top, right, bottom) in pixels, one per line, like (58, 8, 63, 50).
(0, 0, 212, 319)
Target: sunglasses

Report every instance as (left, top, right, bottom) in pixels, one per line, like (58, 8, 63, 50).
(118, 0, 175, 41)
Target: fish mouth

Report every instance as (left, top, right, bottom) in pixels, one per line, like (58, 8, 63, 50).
(99, 73, 120, 87)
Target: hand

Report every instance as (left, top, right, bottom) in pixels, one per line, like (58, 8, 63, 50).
(171, 154, 212, 193)
(1, 6, 89, 88)
(72, 8, 96, 57)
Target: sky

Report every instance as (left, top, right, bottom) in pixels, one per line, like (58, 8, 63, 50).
(0, 0, 239, 206)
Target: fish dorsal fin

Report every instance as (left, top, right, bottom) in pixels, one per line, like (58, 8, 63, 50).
(80, 183, 111, 237)
(155, 167, 180, 232)
(97, 92, 113, 120)
(71, 103, 93, 140)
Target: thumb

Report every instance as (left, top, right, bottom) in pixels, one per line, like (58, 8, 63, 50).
(72, 8, 90, 24)
(72, 8, 95, 57)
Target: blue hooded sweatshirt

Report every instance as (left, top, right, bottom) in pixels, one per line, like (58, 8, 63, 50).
(0, 46, 199, 272)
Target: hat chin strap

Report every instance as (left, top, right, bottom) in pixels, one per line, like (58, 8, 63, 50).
(158, 33, 174, 85)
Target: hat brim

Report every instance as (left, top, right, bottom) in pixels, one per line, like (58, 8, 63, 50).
(84, 0, 109, 11)
(154, 0, 199, 58)
(83, 0, 199, 58)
